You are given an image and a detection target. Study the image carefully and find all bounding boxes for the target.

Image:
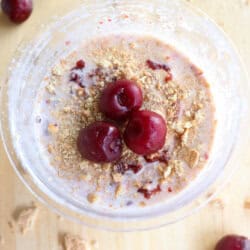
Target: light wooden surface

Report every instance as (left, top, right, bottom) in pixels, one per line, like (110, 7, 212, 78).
(0, 0, 250, 249)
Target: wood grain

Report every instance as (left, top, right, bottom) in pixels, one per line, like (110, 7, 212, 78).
(1, 1, 250, 249)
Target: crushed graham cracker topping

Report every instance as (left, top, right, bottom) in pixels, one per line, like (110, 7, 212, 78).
(38, 34, 215, 208)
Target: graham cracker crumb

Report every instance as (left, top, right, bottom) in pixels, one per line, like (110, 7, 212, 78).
(185, 110, 191, 117)
(46, 84, 56, 94)
(87, 193, 98, 203)
(181, 128, 189, 145)
(171, 121, 185, 134)
(102, 163, 111, 171)
(195, 109, 205, 123)
(187, 149, 200, 168)
(52, 66, 62, 76)
(244, 199, 250, 209)
(57, 215, 64, 221)
(76, 88, 86, 97)
(184, 121, 193, 129)
(242, 0, 250, 5)
(64, 233, 89, 250)
(90, 240, 99, 249)
(112, 172, 123, 183)
(14, 206, 39, 234)
(209, 198, 224, 209)
(115, 184, 123, 197)
(8, 221, 15, 231)
(80, 174, 92, 181)
(63, 107, 71, 113)
(139, 201, 146, 207)
(48, 144, 53, 153)
(167, 160, 184, 177)
(162, 165, 172, 179)
(48, 123, 59, 134)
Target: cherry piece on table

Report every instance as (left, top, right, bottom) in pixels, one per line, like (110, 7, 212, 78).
(215, 235, 250, 250)
(99, 79, 143, 121)
(1, 0, 33, 24)
(124, 110, 167, 155)
(77, 121, 122, 163)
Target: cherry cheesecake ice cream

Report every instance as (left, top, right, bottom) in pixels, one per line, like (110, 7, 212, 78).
(35, 34, 215, 208)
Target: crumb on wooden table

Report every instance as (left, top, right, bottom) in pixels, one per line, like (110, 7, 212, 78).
(9, 206, 39, 235)
(244, 199, 250, 209)
(209, 198, 224, 209)
(57, 215, 64, 221)
(90, 240, 99, 249)
(64, 233, 89, 250)
(242, 0, 250, 5)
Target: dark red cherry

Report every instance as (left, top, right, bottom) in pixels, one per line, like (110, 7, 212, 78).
(77, 121, 122, 163)
(137, 184, 161, 199)
(124, 110, 167, 155)
(215, 235, 250, 250)
(99, 79, 143, 121)
(1, 0, 33, 23)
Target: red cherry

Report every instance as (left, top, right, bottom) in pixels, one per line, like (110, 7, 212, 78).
(100, 79, 143, 121)
(137, 184, 161, 199)
(77, 121, 122, 163)
(114, 162, 142, 174)
(124, 110, 167, 155)
(1, 0, 33, 24)
(215, 235, 250, 250)
(73, 60, 85, 70)
(146, 59, 170, 72)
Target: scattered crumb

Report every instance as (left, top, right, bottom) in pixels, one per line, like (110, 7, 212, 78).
(8, 220, 16, 233)
(87, 193, 99, 203)
(209, 198, 224, 209)
(48, 123, 59, 134)
(162, 165, 172, 179)
(46, 84, 56, 94)
(63, 106, 71, 113)
(79, 174, 92, 181)
(205, 192, 214, 199)
(244, 199, 250, 209)
(112, 172, 123, 183)
(90, 240, 99, 249)
(57, 215, 64, 222)
(139, 201, 146, 207)
(52, 66, 62, 76)
(217, 21, 225, 27)
(76, 88, 86, 97)
(242, 0, 249, 5)
(115, 184, 123, 197)
(184, 121, 193, 129)
(11, 206, 39, 234)
(64, 233, 89, 250)
(172, 160, 184, 177)
(187, 149, 200, 168)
